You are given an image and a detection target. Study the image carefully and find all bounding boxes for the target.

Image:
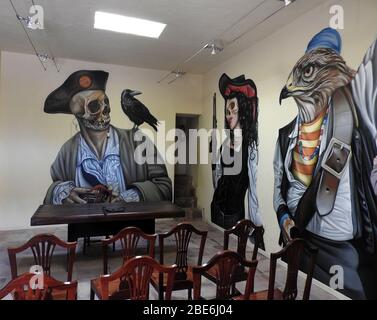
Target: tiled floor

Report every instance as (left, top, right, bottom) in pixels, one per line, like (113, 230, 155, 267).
(0, 218, 343, 300)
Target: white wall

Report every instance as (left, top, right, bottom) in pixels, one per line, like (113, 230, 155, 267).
(1, 0, 376, 258)
(197, 0, 377, 254)
(0, 52, 202, 229)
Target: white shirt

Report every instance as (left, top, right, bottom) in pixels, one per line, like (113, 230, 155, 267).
(274, 103, 354, 241)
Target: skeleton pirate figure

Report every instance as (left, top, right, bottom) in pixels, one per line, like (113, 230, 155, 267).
(43, 70, 171, 205)
(211, 74, 263, 238)
(275, 28, 377, 299)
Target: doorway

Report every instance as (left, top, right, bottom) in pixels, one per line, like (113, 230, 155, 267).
(174, 114, 201, 219)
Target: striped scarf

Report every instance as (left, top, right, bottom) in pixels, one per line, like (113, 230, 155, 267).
(291, 111, 326, 186)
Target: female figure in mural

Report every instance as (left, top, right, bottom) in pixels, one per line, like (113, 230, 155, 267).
(211, 73, 263, 237)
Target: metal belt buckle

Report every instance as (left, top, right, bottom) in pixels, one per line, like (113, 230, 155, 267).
(321, 137, 352, 179)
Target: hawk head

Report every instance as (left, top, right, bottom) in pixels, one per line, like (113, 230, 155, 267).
(280, 48, 355, 123)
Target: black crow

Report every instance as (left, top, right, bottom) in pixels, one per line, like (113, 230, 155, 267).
(121, 89, 159, 131)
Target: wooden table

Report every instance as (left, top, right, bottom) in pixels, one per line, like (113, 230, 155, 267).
(31, 201, 185, 242)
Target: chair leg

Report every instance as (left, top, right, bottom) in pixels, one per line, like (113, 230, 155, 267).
(90, 288, 95, 300)
(105, 235, 116, 252)
(66, 251, 69, 272)
(159, 288, 164, 300)
(231, 283, 241, 297)
(188, 288, 192, 300)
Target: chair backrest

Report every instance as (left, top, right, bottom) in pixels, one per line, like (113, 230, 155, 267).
(0, 273, 77, 300)
(159, 223, 207, 279)
(267, 238, 318, 300)
(99, 256, 176, 300)
(224, 219, 263, 261)
(101, 226, 157, 274)
(192, 250, 258, 300)
(8, 234, 77, 282)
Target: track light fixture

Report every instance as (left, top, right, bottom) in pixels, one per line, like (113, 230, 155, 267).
(158, 1, 295, 84)
(15, 2, 44, 30)
(174, 70, 184, 77)
(205, 43, 224, 55)
(37, 53, 52, 62)
(168, 70, 186, 84)
(10, 0, 58, 71)
(157, 40, 223, 84)
(16, 15, 32, 29)
(279, 0, 295, 7)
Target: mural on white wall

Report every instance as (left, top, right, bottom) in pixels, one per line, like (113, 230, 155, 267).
(43, 70, 171, 205)
(275, 27, 377, 299)
(210, 73, 265, 249)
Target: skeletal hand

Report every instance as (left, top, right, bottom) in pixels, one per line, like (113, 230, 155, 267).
(63, 187, 98, 204)
(110, 196, 122, 203)
(282, 218, 296, 243)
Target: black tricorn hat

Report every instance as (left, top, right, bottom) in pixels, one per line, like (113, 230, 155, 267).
(218, 73, 257, 99)
(44, 70, 109, 114)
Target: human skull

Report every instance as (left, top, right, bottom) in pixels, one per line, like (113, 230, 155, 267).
(70, 90, 111, 131)
(225, 97, 240, 130)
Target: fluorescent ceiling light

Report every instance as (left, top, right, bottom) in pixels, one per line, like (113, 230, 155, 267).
(94, 11, 166, 38)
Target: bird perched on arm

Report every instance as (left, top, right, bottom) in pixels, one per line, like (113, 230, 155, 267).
(121, 89, 159, 131)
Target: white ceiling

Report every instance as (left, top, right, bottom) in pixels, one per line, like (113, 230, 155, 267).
(0, 0, 328, 74)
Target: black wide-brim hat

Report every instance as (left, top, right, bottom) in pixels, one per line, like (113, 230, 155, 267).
(44, 70, 109, 114)
(218, 73, 257, 99)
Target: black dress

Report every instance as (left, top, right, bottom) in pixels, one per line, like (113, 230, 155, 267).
(211, 141, 249, 229)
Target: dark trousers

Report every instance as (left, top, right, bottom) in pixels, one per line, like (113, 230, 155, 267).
(210, 202, 244, 230)
(302, 231, 377, 300)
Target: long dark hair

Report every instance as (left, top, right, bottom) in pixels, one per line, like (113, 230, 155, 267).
(225, 91, 259, 152)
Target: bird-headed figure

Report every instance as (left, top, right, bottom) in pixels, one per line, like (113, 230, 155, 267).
(121, 89, 159, 131)
(279, 29, 355, 189)
(280, 48, 355, 123)
(274, 27, 377, 300)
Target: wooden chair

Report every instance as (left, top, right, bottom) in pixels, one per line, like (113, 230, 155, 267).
(151, 223, 207, 300)
(101, 226, 157, 274)
(193, 250, 258, 300)
(90, 226, 157, 300)
(8, 234, 77, 282)
(0, 273, 77, 300)
(202, 219, 263, 295)
(91, 256, 176, 300)
(236, 238, 318, 300)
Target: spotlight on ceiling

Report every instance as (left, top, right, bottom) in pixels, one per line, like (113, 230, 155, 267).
(16, 14, 41, 29)
(173, 70, 186, 78)
(205, 42, 224, 55)
(37, 53, 51, 62)
(279, 0, 295, 7)
(167, 70, 186, 84)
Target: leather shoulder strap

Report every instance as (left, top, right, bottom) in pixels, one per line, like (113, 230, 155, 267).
(316, 85, 356, 216)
